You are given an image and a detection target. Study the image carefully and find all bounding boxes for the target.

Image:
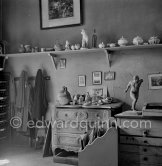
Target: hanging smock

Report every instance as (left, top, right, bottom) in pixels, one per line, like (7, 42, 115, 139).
(15, 71, 28, 132)
(15, 71, 34, 132)
(32, 69, 48, 121)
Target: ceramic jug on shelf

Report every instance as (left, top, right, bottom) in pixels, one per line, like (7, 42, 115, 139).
(57, 86, 71, 105)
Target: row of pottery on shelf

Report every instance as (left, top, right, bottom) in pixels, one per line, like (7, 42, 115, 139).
(19, 44, 40, 53)
(98, 36, 160, 48)
(118, 36, 160, 46)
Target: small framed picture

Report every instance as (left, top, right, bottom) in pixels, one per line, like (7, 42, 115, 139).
(78, 75, 86, 87)
(92, 71, 102, 85)
(104, 71, 115, 81)
(148, 73, 162, 90)
(60, 58, 66, 69)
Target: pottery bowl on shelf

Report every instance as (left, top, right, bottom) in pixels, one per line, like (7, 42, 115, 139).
(109, 43, 116, 47)
(133, 36, 143, 45)
(118, 36, 128, 46)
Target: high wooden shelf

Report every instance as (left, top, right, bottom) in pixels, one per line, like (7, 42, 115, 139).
(5, 44, 162, 68)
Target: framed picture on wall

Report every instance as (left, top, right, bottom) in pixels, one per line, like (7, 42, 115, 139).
(148, 73, 162, 90)
(40, 0, 82, 29)
(59, 58, 66, 69)
(78, 75, 86, 87)
(104, 71, 115, 81)
(92, 71, 102, 85)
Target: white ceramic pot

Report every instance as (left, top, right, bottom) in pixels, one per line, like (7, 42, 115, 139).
(118, 36, 128, 46)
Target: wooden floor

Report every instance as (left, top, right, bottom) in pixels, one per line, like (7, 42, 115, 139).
(0, 143, 74, 166)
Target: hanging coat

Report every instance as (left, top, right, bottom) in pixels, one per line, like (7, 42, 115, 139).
(15, 70, 28, 131)
(32, 69, 48, 120)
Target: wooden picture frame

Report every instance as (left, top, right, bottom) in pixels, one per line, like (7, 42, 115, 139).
(148, 73, 162, 90)
(104, 71, 115, 81)
(78, 75, 86, 87)
(40, 0, 82, 29)
(92, 71, 102, 85)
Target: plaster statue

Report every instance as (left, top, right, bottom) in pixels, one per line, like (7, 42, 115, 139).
(65, 40, 70, 50)
(81, 29, 88, 49)
(125, 75, 143, 111)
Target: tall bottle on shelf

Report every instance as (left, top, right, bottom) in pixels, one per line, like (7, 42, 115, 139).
(92, 28, 97, 48)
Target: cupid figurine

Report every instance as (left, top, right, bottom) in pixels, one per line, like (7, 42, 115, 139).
(125, 75, 143, 111)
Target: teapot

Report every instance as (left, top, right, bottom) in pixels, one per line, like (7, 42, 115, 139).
(118, 36, 128, 46)
(133, 36, 143, 45)
(148, 36, 160, 44)
(57, 86, 72, 105)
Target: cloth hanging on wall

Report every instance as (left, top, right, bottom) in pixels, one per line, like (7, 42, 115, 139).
(15, 71, 34, 132)
(15, 71, 28, 131)
(32, 69, 48, 120)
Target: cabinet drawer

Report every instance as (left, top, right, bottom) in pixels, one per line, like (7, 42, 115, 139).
(53, 121, 94, 134)
(118, 119, 162, 137)
(120, 144, 162, 156)
(119, 128, 162, 137)
(0, 89, 8, 97)
(55, 108, 109, 122)
(119, 152, 162, 165)
(53, 133, 81, 148)
(120, 136, 162, 146)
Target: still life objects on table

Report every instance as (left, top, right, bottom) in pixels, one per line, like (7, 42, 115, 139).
(56, 86, 118, 106)
(57, 86, 72, 105)
(125, 75, 143, 111)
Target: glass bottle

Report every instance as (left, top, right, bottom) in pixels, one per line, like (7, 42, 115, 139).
(92, 28, 97, 48)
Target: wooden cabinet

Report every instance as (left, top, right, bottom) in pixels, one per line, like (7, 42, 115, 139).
(116, 111, 162, 166)
(53, 103, 122, 165)
(0, 72, 10, 141)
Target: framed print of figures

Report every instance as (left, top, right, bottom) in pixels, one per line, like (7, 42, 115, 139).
(78, 75, 86, 87)
(148, 73, 162, 89)
(40, 0, 81, 29)
(104, 71, 115, 81)
(92, 71, 102, 85)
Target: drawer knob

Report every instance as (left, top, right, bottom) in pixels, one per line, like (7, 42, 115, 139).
(96, 113, 100, 119)
(65, 113, 68, 117)
(144, 140, 148, 144)
(143, 130, 149, 137)
(143, 148, 147, 152)
(143, 157, 148, 161)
